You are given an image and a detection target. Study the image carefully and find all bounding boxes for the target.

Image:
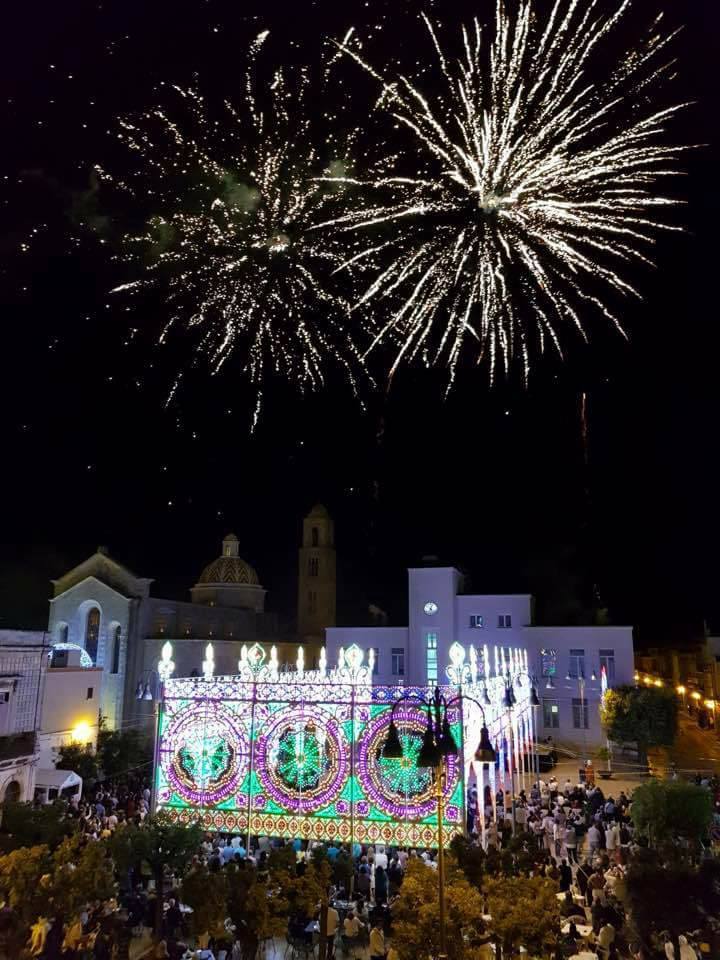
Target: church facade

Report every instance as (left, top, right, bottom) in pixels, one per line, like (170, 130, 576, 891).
(46, 506, 337, 731)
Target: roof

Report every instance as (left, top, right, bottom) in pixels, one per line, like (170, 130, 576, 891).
(196, 556, 260, 587)
(34, 769, 82, 790)
(51, 550, 153, 600)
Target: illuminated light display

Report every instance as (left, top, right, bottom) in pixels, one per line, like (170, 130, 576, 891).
(155, 642, 533, 847)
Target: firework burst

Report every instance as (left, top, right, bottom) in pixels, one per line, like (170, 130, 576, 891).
(325, 0, 688, 384)
(98, 32, 362, 426)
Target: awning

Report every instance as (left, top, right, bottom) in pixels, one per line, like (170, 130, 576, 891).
(34, 769, 82, 791)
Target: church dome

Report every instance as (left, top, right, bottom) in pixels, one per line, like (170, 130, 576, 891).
(196, 534, 260, 586)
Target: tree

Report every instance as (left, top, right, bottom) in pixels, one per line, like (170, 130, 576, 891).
(225, 857, 293, 960)
(391, 857, 488, 960)
(108, 812, 202, 936)
(55, 743, 99, 784)
(181, 863, 229, 943)
(0, 801, 75, 853)
(601, 685, 678, 761)
(484, 875, 560, 959)
(626, 848, 720, 959)
(96, 727, 152, 781)
(630, 780, 712, 849)
(0, 845, 53, 955)
(51, 835, 116, 919)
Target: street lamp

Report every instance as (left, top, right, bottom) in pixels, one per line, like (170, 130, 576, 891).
(381, 687, 496, 960)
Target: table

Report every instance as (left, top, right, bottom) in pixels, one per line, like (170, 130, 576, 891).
(569, 953, 598, 960)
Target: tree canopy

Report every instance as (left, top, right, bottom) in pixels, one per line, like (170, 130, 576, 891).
(600, 684, 678, 758)
(391, 857, 488, 960)
(630, 779, 713, 847)
(484, 875, 560, 958)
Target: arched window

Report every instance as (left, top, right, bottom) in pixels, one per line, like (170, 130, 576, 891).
(311, 527, 319, 547)
(3, 781, 21, 803)
(111, 626, 121, 674)
(85, 607, 100, 664)
(56, 624, 68, 644)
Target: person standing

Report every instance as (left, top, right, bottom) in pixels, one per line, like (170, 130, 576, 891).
(325, 903, 340, 960)
(564, 824, 578, 863)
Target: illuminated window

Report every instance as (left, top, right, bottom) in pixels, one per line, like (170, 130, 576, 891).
(469, 615, 484, 628)
(85, 608, 100, 664)
(111, 626, 121, 674)
(426, 633, 438, 682)
(599, 649, 615, 683)
(543, 699, 559, 728)
(540, 648, 557, 677)
(572, 698, 589, 729)
(568, 649, 585, 679)
(391, 648, 405, 676)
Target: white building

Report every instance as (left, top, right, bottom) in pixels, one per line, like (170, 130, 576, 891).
(0, 632, 104, 802)
(326, 566, 634, 752)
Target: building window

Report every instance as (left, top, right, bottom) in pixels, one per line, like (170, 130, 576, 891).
(572, 697, 589, 729)
(311, 527, 319, 547)
(87, 687, 94, 700)
(498, 615, 512, 628)
(111, 626, 121, 675)
(599, 649, 615, 684)
(426, 633, 438, 683)
(370, 648, 379, 675)
(308, 557, 319, 577)
(568, 649, 586, 679)
(0, 693, 9, 704)
(469, 615, 484, 629)
(85, 608, 100, 664)
(543, 699, 559, 728)
(391, 648, 405, 676)
(540, 649, 557, 678)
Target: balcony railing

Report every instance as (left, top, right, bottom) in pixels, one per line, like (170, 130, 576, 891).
(0, 732, 36, 762)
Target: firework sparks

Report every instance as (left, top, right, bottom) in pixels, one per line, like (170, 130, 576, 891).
(98, 32, 362, 427)
(324, 0, 688, 384)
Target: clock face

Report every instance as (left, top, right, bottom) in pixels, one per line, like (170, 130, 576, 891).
(423, 601, 438, 616)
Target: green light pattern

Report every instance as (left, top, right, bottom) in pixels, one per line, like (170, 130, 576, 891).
(276, 726, 327, 791)
(178, 735, 231, 788)
(377, 732, 432, 796)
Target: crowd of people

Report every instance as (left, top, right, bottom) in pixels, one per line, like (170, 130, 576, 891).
(6, 768, 719, 960)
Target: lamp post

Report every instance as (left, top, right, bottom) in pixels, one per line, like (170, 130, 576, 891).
(381, 687, 496, 960)
(501, 672, 540, 833)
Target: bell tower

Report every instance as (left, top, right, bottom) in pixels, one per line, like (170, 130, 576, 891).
(297, 504, 336, 643)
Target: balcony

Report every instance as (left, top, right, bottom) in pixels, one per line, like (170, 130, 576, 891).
(0, 732, 37, 763)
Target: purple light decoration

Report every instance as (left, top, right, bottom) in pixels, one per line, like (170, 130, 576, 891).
(254, 704, 350, 814)
(161, 698, 249, 807)
(356, 706, 460, 820)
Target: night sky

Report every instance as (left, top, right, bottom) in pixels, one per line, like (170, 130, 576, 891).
(0, 0, 718, 640)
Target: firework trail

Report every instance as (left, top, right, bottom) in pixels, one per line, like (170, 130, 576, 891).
(98, 31, 362, 427)
(323, 0, 688, 385)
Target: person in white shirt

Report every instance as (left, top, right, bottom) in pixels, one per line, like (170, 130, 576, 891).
(374, 845, 388, 870)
